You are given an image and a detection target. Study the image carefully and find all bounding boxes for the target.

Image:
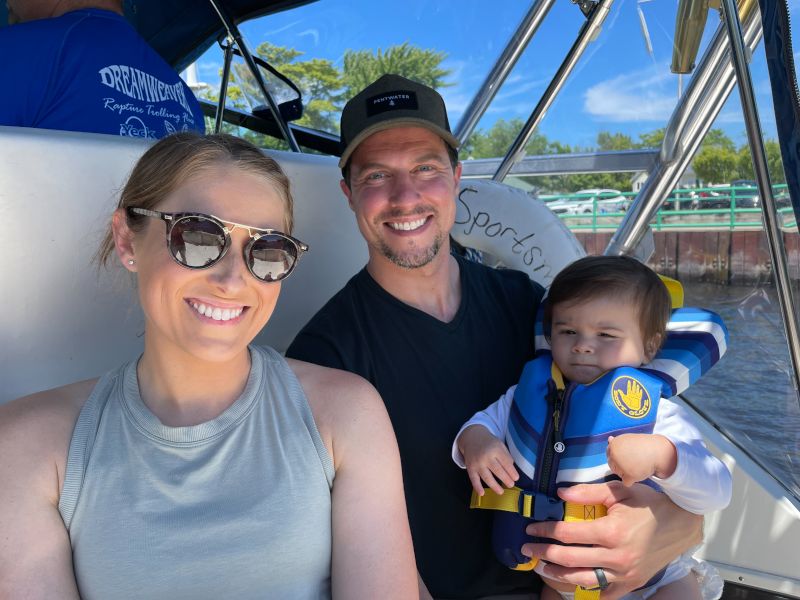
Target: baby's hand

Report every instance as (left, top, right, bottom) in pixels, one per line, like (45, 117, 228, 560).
(458, 425, 519, 496)
(606, 433, 677, 486)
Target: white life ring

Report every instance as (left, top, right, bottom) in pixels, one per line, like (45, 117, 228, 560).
(453, 179, 585, 287)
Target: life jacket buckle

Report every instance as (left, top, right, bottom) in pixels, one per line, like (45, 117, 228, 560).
(534, 493, 565, 521)
(520, 491, 565, 521)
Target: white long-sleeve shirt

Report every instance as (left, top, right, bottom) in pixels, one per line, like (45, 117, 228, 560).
(452, 383, 732, 514)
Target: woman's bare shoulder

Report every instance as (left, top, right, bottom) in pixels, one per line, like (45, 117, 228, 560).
(285, 359, 394, 470)
(285, 358, 386, 427)
(286, 357, 369, 384)
(286, 358, 379, 406)
(0, 379, 97, 465)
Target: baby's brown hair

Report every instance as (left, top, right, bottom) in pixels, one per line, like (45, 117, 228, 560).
(544, 255, 672, 359)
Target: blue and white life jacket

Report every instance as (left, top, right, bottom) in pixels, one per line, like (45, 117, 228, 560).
(508, 355, 665, 493)
(470, 303, 729, 591)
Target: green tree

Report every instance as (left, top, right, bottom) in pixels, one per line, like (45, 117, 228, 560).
(556, 131, 636, 192)
(702, 128, 737, 152)
(636, 128, 664, 148)
(341, 43, 451, 101)
(253, 42, 343, 136)
(461, 119, 573, 192)
(201, 43, 343, 151)
(463, 119, 525, 158)
(765, 140, 787, 185)
(736, 145, 754, 181)
(690, 129, 738, 184)
(596, 131, 635, 151)
(561, 172, 632, 193)
(253, 43, 303, 66)
(735, 140, 786, 185)
(205, 42, 454, 150)
(693, 146, 739, 184)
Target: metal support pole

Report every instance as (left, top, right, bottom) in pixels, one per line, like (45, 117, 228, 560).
(453, 0, 556, 146)
(214, 37, 234, 134)
(604, 0, 760, 257)
(492, 0, 613, 182)
(720, 0, 800, 392)
(207, 0, 301, 152)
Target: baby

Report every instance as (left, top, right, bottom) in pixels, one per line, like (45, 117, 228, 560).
(454, 255, 731, 600)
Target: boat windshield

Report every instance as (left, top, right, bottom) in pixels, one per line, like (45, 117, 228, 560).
(196, 0, 800, 500)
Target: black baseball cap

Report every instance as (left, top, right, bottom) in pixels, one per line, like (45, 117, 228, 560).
(338, 73, 459, 168)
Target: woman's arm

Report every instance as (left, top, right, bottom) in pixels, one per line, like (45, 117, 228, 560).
(0, 383, 90, 598)
(290, 360, 418, 600)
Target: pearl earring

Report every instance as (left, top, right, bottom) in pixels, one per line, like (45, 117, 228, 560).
(128, 259, 135, 265)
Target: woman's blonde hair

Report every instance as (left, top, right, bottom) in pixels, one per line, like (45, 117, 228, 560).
(97, 132, 294, 268)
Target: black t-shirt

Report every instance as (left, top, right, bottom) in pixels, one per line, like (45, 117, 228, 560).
(287, 255, 545, 599)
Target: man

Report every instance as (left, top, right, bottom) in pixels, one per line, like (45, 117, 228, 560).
(0, 0, 205, 138)
(287, 74, 702, 599)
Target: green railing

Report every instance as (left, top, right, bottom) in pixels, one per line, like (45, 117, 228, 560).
(539, 184, 797, 231)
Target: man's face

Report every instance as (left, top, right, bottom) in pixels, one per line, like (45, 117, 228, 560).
(341, 126, 461, 270)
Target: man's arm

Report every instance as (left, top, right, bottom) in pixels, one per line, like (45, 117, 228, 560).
(522, 481, 703, 600)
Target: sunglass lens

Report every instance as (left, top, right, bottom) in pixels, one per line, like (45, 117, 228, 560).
(170, 217, 226, 267)
(249, 235, 297, 282)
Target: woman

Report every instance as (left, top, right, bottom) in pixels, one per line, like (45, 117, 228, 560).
(0, 133, 418, 599)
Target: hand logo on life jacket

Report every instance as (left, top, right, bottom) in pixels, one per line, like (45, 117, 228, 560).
(611, 376, 651, 418)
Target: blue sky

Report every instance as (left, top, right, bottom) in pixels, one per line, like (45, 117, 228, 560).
(196, 0, 800, 149)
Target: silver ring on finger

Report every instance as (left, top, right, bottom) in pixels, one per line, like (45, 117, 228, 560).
(594, 567, 610, 591)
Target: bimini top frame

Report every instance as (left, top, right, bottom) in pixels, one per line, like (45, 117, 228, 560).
(206, 0, 301, 151)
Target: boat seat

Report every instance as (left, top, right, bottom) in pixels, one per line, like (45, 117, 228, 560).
(0, 126, 591, 403)
(0, 126, 366, 403)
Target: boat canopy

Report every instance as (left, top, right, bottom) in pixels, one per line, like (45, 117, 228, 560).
(0, 0, 319, 71)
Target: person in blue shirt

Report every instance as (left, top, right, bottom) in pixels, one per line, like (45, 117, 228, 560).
(0, 0, 205, 138)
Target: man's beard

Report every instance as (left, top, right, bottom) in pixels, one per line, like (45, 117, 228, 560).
(374, 205, 446, 269)
(379, 231, 444, 269)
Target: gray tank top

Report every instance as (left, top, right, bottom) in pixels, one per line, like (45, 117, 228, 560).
(59, 345, 334, 599)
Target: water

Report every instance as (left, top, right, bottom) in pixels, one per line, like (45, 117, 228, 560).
(680, 281, 800, 500)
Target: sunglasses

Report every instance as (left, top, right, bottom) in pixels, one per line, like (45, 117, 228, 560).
(127, 207, 309, 282)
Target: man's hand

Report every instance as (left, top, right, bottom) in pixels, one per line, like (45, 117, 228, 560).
(458, 425, 519, 496)
(521, 481, 703, 600)
(606, 434, 678, 487)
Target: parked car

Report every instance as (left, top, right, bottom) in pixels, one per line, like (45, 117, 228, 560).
(730, 179, 759, 208)
(666, 188, 695, 210)
(546, 188, 627, 215)
(775, 191, 793, 210)
(691, 188, 729, 210)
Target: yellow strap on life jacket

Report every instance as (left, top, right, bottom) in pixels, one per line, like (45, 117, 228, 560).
(551, 361, 566, 390)
(469, 487, 607, 522)
(470, 488, 608, 593)
(470, 486, 526, 513)
(563, 501, 607, 522)
(658, 274, 684, 308)
(575, 585, 602, 599)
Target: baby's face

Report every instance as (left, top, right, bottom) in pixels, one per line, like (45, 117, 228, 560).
(549, 296, 648, 384)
